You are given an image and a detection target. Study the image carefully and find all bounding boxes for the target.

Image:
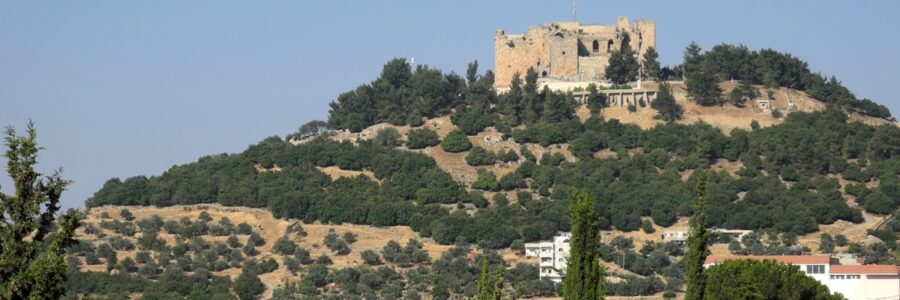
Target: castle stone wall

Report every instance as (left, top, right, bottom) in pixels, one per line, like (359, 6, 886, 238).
(494, 16, 656, 89)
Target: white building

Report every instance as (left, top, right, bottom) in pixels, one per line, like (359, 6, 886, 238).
(704, 255, 900, 300)
(710, 228, 753, 241)
(524, 232, 571, 283)
(662, 230, 688, 243)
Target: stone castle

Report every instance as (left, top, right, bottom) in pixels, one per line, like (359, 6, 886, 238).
(494, 16, 656, 90)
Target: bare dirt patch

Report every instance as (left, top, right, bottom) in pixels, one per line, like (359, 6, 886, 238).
(317, 166, 380, 183)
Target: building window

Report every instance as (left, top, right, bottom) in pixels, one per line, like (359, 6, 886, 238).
(847, 275, 861, 279)
(592, 40, 599, 53)
(830, 275, 845, 280)
(806, 265, 825, 274)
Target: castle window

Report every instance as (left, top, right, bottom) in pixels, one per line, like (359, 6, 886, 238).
(592, 40, 599, 53)
(607, 40, 614, 53)
(542, 71, 548, 77)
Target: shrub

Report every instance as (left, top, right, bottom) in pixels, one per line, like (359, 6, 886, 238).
(472, 169, 499, 191)
(234, 269, 265, 300)
(295, 248, 313, 264)
(406, 128, 440, 149)
(198, 211, 212, 222)
(468, 191, 489, 208)
(227, 235, 242, 248)
(374, 127, 403, 148)
(135, 251, 151, 264)
(641, 219, 656, 233)
(497, 149, 519, 163)
(162, 220, 180, 234)
(834, 234, 848, 247)
(273, 236, 298, 255)
(237, 223, 253, 235)
(315, 255, 333, 265)
(440, 130, 472, 153)
(342, 232, 358, 244)
(120, 209, 134, 221)
(465, 146, 497, 166)
(284, 256, 300, 274)
(360, 249, 382, 265)
(492, 193, 509, 207)
(248, 233, 265, 247)
(510, 239, 525, 255)
(85, 252, 101, 265)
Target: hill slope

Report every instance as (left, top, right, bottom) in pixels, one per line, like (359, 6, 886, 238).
(75, 54, 900, 299)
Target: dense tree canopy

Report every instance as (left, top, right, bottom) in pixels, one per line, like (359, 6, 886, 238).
(703, 259, 843, 300)
(328, 58, 466, 132)
(681, 43, 892, 118)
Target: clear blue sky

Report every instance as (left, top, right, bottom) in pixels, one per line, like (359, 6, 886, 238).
(2, 1, 898, 209)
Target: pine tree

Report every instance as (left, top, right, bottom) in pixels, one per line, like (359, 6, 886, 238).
(563, 189, 605, 300)
(684, 171, 710, 300)
(682, 41, 704, 76)
(642, 47, 661, 81)
(605, 49, 639, 85)
(686, 71, 723, 106)
(651, 83, 683, 122)
(0, 122, 81, 299)
(467, 60, 480, 85)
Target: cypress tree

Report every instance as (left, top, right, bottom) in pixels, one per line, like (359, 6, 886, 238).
(684, 171, 711, 300)
(0, 122, 82, 299)
(476, 258, 504, 300)
(563, 189, 605, 300)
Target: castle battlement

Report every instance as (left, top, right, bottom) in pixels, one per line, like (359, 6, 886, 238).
(494, 16, 656, 90)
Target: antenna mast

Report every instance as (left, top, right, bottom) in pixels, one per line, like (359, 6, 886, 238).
(573, 0, 577, 22)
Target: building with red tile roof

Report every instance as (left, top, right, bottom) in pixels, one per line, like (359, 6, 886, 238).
(703, 255, 899, 300)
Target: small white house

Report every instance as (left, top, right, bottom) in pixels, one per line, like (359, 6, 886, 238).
(755, 99, 773, 110)
(524, 232, 571, 283)
(662, 231, 688, 243)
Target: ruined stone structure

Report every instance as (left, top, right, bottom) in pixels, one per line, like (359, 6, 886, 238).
(571, 88, 657, 108)
(494, 16, 656, 90)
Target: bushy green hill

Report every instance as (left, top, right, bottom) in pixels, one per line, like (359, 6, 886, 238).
(87, 62, 900, 246)
(79, 46, 900, 299)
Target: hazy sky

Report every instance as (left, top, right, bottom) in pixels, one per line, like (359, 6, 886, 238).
(2, 1, 899, 209)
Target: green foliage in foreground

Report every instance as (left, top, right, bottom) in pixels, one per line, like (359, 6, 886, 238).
(684, 172, 710, 300)
(1, 123, 81, 300)
(703, 259, 843, 300)
(563, 189, 605, 300)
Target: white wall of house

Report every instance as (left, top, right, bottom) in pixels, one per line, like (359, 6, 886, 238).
(828, 273, 900, 300)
